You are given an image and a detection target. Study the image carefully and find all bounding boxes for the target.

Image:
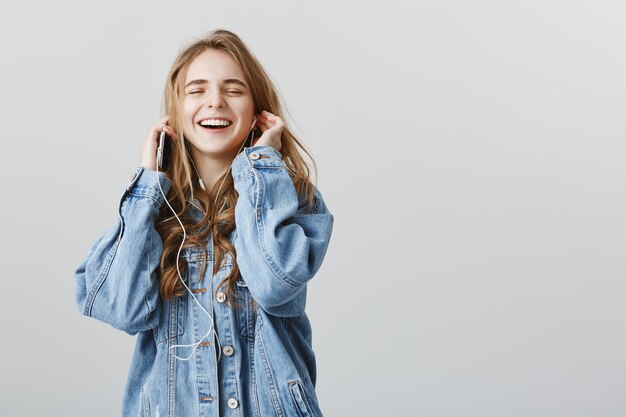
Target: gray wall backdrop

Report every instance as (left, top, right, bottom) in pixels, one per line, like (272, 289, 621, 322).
(1, 1, 624, 416)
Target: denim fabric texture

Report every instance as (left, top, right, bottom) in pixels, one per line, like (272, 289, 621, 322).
(74, 145, 334, 417)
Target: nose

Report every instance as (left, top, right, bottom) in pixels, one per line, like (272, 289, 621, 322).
(205, 89, 225, 108)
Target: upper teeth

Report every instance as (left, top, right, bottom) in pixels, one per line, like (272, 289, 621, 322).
(200, 119, 231, 126)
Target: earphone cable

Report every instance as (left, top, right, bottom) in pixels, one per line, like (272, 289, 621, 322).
(154, 125, 255, 362)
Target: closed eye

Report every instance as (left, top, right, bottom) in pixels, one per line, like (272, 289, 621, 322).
(187, 90, 242, 95)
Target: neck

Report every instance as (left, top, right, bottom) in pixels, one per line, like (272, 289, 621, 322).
(190, 147, 238, 192)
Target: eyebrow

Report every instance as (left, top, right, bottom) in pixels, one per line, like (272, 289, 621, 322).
(184, 78, 248, 89)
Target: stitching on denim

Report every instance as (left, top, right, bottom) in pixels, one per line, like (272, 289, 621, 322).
(84, 225, 122, 317)
(234, 171, 254, 185)
(253, 166, 284, 170)
(157, 292, 185, 344)
(127, 192, 162, 208)
(258, 334, 285, 417)
(287, 382, 305, 417)
(85, 185, 130, 316)
(253, 168, 301, 289)
(223, 292, 244, 410)
(168, 333, 176, 417)
(83, 240, 114, 315)
(143, 220, 158, 332)
(248, 310, 261, 417)
(298, 382, 315, 416)
(288, 381, 314, 417)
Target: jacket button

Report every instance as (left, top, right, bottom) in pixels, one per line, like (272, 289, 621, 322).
(223, 345, 234, 356)
(227, 397, 239, 409)
(249, 152, 260, 160)
(216, 292, 226, 303)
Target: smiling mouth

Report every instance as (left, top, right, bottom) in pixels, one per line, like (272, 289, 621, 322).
(198, 123, 233, 133)
(200, 124, 230, 130)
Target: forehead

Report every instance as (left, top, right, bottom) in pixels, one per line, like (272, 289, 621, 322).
(185, 49, 244, 82)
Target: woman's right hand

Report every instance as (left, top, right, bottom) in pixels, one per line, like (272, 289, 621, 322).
(140, 115, 178, 172)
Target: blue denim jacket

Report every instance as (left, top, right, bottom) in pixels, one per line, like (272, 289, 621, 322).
(74, 145, 334, 417)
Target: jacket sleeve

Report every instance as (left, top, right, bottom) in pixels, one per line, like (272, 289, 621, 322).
(74, 167, 171, 335)
(231, 145, 335, 317)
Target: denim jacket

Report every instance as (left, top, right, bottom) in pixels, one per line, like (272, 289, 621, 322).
(74, 145, 334, 417)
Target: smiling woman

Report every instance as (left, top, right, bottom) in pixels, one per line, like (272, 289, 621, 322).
(74, 28, 334, 417)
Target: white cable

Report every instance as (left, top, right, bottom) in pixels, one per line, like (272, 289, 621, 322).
(155, 164, 217, 361)
(154, 127, 254, 362)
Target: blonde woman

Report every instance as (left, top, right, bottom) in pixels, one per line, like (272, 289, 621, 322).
(75, 29, 334, 417)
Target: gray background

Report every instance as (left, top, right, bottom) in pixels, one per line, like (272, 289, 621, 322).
(1, 1, 624, 416)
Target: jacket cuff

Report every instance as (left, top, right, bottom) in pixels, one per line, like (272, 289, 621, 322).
(124, 167, 172, 205)
(231, 145, 285, 182)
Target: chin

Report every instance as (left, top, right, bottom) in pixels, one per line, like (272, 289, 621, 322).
(191, 135, 246, 158)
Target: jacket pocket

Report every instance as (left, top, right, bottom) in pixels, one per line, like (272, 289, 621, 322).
(235, 276, 257, 338)
(288, 380, 315, 417)
(155, 290, 187, 344)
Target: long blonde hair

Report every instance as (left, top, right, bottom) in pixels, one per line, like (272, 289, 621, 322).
(156, 29, 317, 305)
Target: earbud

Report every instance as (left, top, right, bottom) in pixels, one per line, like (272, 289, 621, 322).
(250, 117, 257, 131)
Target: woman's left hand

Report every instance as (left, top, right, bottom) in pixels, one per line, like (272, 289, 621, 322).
(251, 110, 284, 152)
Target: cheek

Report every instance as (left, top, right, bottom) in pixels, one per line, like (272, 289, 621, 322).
(182, 101, 193, 119)
(181, 103, 195, 128)
(231, 96, 254, 112)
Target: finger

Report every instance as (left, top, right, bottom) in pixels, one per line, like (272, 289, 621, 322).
(156, 125, 176, 141)
(163, 126, 179, 140)
(264, 112, 282, 126)
(258, 115, 272, 128)
(261, 112, 281, 127)
(153, 125, 165, 136)
(260, 120, 271, 130)
(155, 123, 169, 132)
(253, 115, 266, 128)
(152, 124, 169, 141)
(256, 113, 267, 123)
